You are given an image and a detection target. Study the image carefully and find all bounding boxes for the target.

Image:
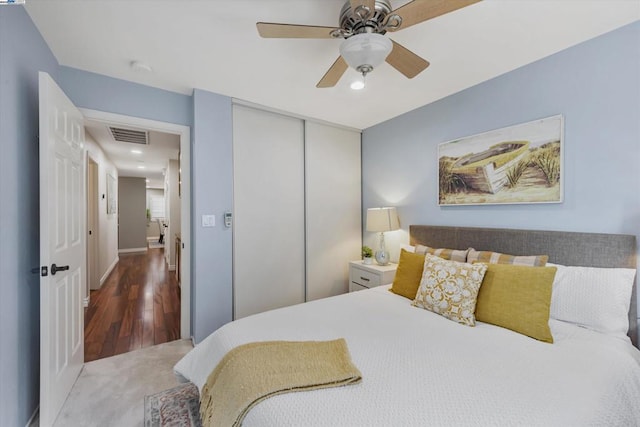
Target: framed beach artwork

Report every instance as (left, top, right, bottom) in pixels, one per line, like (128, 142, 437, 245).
(438, 115, 563, 206)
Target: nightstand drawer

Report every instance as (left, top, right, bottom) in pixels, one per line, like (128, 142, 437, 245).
(350, 267, 382, 288)
(349, 281, 369, 292)
(348, 261, 398, 293)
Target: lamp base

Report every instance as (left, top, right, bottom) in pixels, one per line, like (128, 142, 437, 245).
(375, 250, 390, 266)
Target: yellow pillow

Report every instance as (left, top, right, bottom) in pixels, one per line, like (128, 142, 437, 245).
(475, 263, 557, 343)
(390, 249, 425, 299)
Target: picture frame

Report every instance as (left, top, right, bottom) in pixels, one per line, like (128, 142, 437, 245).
(438, 115, 563, 206)
(106, 173, 116, 214)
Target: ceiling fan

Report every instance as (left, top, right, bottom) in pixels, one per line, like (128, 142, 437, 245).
(257, 0, 481, 89)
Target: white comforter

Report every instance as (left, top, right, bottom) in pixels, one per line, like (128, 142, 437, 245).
(175, 286, 640, 426)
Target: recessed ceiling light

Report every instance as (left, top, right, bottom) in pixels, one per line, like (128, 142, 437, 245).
(131, 149, 142, 154)
(137, 165, 145, 169)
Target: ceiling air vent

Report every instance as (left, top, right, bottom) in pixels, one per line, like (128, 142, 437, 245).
(109, 126, 149, 145)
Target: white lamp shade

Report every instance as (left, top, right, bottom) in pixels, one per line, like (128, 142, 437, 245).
(366, 207, 400, 232)
(339, 33, 392, 71)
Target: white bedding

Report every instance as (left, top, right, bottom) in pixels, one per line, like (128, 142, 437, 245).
(175, 286, 640, 426)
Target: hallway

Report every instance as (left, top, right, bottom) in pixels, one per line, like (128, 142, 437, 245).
(84, 247, 181, 362)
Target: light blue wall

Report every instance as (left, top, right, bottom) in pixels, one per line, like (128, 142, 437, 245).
(0, 8, 235, 421)
(3, 6, 636, 424)
(192, 90, 234, 342)
(363, 22, 640, 320)
(58, 66, 192, 127)
(57, 71, 238, 342)
(0, 6, 60, 426)
(58, 70, 238, 342)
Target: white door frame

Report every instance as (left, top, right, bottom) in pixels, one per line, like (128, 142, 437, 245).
(86, 155, 99, 300)
(79, 108, 192, 339)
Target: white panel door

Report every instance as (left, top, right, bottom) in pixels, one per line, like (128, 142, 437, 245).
(233, 105, 305, 319)
(305, 122, 362, 300)
(39, 72, 85, 427)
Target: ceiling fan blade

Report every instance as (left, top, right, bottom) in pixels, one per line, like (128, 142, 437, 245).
(386, 40, 430, 79)
(257, 22, 338, 39)
(316, 56, 349, 88)
(388, 0, 482, 32)
(350, 0, 376, 15)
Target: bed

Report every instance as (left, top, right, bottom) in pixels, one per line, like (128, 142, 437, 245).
(175, 225, 640, 426)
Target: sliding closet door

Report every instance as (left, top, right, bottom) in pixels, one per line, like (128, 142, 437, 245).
(305, 122, 362, 301)
(233, 105, 305, 319)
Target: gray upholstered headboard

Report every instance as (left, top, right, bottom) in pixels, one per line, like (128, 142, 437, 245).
(409, 225, 638, 347)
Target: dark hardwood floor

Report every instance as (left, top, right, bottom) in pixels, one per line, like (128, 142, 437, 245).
(84, 247, 181, 362)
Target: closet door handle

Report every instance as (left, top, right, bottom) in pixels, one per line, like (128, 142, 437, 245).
(51, 264, 70, 275)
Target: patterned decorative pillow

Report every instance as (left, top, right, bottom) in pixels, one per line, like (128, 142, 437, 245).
(414, 245, 469, 263)
(467, 248, 548, 267)
(412, 254, 488, 326)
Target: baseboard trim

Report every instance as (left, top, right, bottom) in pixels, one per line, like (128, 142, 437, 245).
(118, 247, 148, 254)
(83, 296, 90, 307)
(168, 264, 176, 271)
(99, 256, 119, 287)
(25, 406, 38, 427)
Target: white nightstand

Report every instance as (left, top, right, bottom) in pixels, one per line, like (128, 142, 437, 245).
(349, 261, 398, 292)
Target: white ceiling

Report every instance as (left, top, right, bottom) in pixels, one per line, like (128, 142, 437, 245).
(25, 1, 639, 131)
(85, 120, 179, 189)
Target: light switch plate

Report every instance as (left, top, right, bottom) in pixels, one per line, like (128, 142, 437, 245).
(202, 214, 215, 227)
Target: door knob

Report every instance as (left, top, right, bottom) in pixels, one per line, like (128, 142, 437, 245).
(51, 264, 70, 275)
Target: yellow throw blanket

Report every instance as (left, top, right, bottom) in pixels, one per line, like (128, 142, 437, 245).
(199, 338, 362, 426)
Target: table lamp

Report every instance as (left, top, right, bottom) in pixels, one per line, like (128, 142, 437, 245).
(366, 207, 400, 266)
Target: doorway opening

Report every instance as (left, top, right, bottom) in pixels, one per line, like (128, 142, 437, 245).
(81, 109, 191, 361)
(86, 156, 99, 304)
(83, 245, 180, 361)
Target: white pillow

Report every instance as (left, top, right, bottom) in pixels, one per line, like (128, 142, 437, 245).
(549, 263, 636, 340)
(399, 243, 415, 253)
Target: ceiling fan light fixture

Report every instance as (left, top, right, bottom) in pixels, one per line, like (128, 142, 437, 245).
(350, 78, 366, 90)
(339, 33, 392, 74)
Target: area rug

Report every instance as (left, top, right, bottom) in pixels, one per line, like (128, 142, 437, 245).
(145, 382, 201, 427)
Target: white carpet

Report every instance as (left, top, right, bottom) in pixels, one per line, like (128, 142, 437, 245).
(47, 339, 193, 427)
